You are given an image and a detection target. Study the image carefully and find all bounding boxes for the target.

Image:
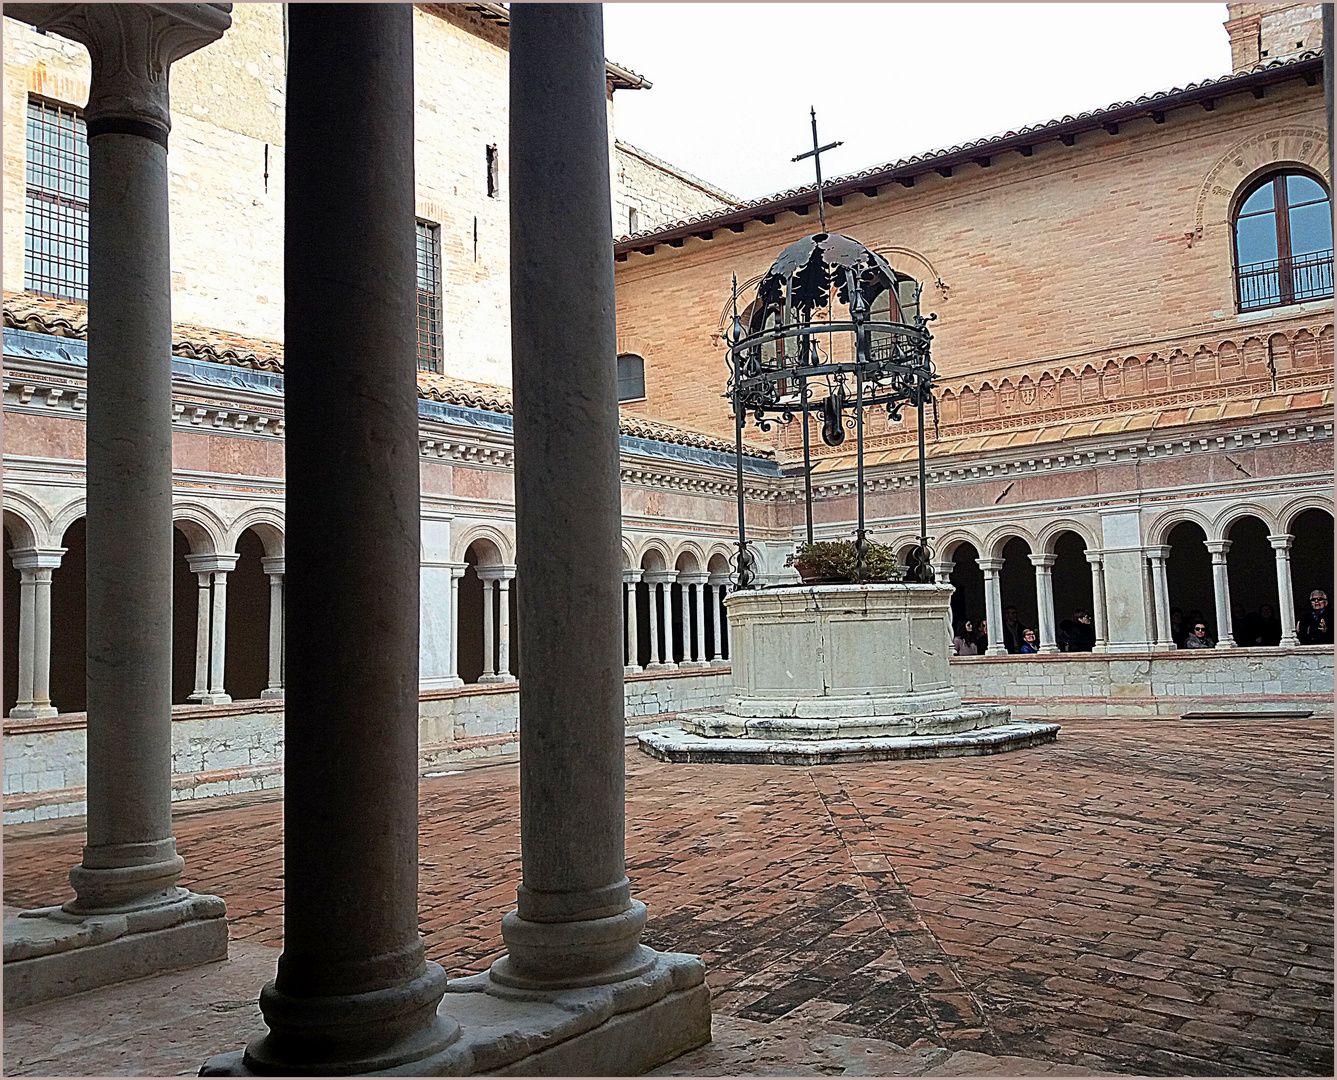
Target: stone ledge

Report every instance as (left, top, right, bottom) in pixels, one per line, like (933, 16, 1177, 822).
(201, 950, 711, 1077)
(636, 721, 1060, 765)
(951, 645, 1334, 663)
(680, 704, 1012, 741)
(3, 892, 228, 1009)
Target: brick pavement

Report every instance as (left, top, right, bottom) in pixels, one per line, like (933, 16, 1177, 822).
(3, 718, 1332, 1076)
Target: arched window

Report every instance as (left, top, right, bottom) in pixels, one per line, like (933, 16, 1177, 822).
(616, 353, 645, 402)
(1234, 171, 1333, 312)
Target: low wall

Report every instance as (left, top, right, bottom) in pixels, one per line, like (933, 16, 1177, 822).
(2, 667, 732, 825)
(951, 646, 1334, 719)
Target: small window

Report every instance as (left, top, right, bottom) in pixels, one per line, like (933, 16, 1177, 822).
(1233, 170, 1333, 311)
(628, 207, 639, 234)
(486, 144, 498, 199)
(617, 353, 645, 402)
(416, 221, 443, 373)
(25, 98, 89, 301)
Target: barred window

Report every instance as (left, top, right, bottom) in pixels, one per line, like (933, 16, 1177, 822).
(25, 99, 89, 301)
(416, 221, 443, 373)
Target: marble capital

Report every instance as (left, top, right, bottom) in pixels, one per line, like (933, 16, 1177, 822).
(185, 552, 239, 575)
(476, 564, 517, 582)
(7, 546, 67, 572)
(6, 4, 232, 133)
(259, 556, 285, 577)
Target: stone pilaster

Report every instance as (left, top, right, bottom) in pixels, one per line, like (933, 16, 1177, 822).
(1084, 550, 1109, 653)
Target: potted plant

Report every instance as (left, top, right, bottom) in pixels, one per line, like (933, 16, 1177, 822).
(788, 539, 899, 584)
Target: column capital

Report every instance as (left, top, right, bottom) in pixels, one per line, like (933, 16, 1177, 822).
(476, 564, 517, 582)
(1203, 539, 1232, 558)
(622, 568, 644, 584)
(643, 570, 678, 586)
(1083, 549, 1105, 565)
(260, 556, 285, 577)
(1028, 553, 1058, 569)
(677, 572, 710, 586)
(8, 546, 67, 572)
(707, 572, 731, 586)
(448, 562, 469, 581)
(1144, 545, 1172, 561)
(186, 552, 239, 574)
(7, 4, 232, 136)
(976, 557, 1005, 574)
(1267, 533, 1295, 551)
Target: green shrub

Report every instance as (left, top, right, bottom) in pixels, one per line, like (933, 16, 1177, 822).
(789, 539, 899, 583)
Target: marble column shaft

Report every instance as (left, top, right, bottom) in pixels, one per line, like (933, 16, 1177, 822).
(1030, 554, 1059, 653)
(647, 580, 663, 665)
(1085, 551, 1109, 652)
(482, 579, 497, 678)
(8, 549, 64, 719)
(449, 565, 466, 681)
(261, 556, 284, 697)
(1268, 534, 1301, 646)
(623, 570, 642, 672)
(978, 558, 1007, 655)
(497, 575, 513, 678)
(190, 572, 212, 700)
(240, 6, 456, 1071)
(708, 582, 722, 662)
(498, 1, 652, 990)
(1146, 547, 1174, 650)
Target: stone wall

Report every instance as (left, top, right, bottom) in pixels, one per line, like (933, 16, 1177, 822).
(614, 141, 738, 239)
(951, 646, 1334, 719)
(2, 668, 733, 824)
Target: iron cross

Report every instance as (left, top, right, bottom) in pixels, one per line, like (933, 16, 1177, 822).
(792, 107, 843, 231)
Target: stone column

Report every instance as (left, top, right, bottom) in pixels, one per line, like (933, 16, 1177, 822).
(261, 556, 284, 698)
(1204, 539, 1237, 648)
(1085, 549, 1109, 653)
(623, 568, 643, 673)
(448, 564, 467, 682)
(1268, 534, 1301, 647)
(493, 8, 707, 1036)
(1029, 553, 1059, 653)
(0, 3, 230, 1009)
(7, 548, 65, 719)
(1145, 546, 1174, 650)
(707, 578, 726, 663)
(205, 7, 458, 1073)
(678, 573, 709, 667)
(977, 557, 1007, 656)
(644, 572, 677, 669)
(185, 553, 236, 705)
(719, 582, 731, 658)
(481, 577, 497, 680)
(497, 569, 515, 680)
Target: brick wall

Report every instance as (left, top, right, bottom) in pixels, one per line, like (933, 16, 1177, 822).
(1226, 3, 1323, 69)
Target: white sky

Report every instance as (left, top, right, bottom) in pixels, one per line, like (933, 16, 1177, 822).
(603, 3, 1233, 202)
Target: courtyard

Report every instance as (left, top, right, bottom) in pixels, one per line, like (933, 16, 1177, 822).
(4, 716, 1332, 1077)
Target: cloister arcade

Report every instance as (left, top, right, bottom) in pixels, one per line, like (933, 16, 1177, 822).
(4, 492, 1332, 717)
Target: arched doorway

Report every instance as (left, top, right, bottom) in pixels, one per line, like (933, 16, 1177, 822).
(999, 536, 1037, 641)
(1166, 521, 1214, 644)
(1226, 516, 1281, 646)
(947, 542, 984, 636)
(1288, 508, 1334, 619)
(224, 528, 272, 700)
(1051, 531, 1093, 651)
(50, 518, 87, 714)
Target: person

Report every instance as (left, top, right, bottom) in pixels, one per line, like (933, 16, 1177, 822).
(1055, 618, 1072, 653)
(953, 620, 979, 656)
(1256, 602, 1282, 647)
(974, 618, 990, 655)
(1184, 620, 1215, 648)
(1018, 627, 1040, 653)
(1297, 590, 1333, 645)
(1237, 607, 1263, 647)
(1169, 607, 1186, 649)
(1001, 605, 1023, 653)
(1066, 609, 1096, 652)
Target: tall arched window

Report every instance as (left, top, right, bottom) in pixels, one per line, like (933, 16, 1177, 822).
(616, 353, 645, 402)
(1234, 171, 1333, 311)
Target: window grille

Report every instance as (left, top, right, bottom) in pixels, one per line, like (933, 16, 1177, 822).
(416, 221, 443, 373)
(25, 99, 88, 301)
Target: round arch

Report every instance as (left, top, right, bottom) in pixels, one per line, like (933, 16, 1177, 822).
(984, 525, 1036, 562)
(1194, 126, 1329, 236)
(638, 542, 670, 572)
(452, 522, 513, 566)
(1281, 496, 1336, 536)
(1036, 518, 1098, 555)
(2, 503, 43, 550)
(1213, 502, 1281, 542)
(1147, 506, 1215, 548)
(172, 503, 227, 555)
(225, 507, 285, 556)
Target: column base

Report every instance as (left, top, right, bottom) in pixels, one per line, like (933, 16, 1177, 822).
(476, 674, 517, 685)
(709, 658, 729, 667)
(644, 662, 677, 672)
(190, 693, 233, 705)
(8, 703, 59, 719)
(201, 949, 709, 1076)
(678, 660, 709, 669)
(259, 688, 285, 699)
(623, 664, 642, 674)
(3, 891, 227, 1010)
(1214, 640, 1237, 649)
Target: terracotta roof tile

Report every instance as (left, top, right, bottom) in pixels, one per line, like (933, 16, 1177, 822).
(4, 291, 773, 460)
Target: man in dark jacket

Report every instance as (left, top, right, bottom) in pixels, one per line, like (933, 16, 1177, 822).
(1297, 590, 1334, 645)
(1065, 609, 1096, 652)
(1001, 605, 1023, 654)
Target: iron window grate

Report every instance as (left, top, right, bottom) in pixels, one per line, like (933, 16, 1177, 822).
(25, 99, 89, 301)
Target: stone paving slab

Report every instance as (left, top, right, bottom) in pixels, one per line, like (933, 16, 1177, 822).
(4, 718, 1332, 1077)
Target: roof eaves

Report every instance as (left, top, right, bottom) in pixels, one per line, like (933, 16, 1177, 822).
(614, 52, 1323, 255)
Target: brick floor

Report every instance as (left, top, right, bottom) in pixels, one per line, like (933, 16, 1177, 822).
(4, 718, 1332, 1076)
